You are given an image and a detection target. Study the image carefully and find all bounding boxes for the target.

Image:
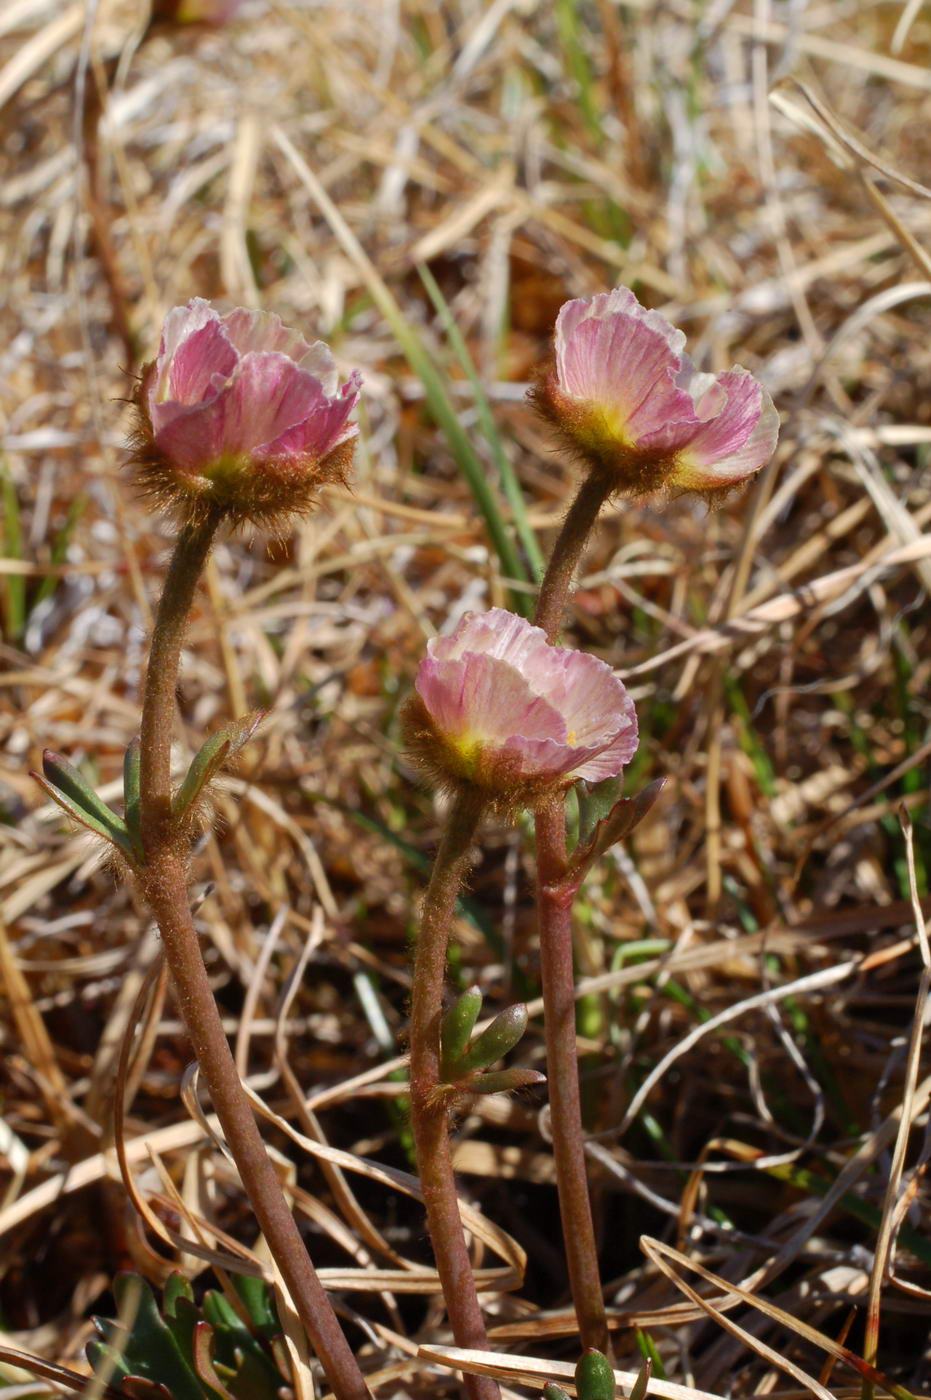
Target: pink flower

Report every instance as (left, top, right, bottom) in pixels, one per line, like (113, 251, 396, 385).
(403, 608, 638, 808)
(531, 287, 779, 498)
(132, 299, 361, 524)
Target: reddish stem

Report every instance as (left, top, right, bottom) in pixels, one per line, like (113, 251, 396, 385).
(137, 515, 372, 1400)
(408, 788, 500, 1400)
(531, 471, 615, 1352)
(534, 799, 609, 1353)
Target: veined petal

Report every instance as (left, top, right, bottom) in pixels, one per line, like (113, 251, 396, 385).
(259, 370, 361, 459)
(556, 312, 692, 442)
(417, 653, 567, 748)
(222, 307, 315, 362)
(151, 300, 228, 408)
(673, 370, 779, 487)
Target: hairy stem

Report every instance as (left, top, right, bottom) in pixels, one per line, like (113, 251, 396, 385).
(534, 472, 612, 642)
(531, 471, 614, 1351)
(137, 517, 372, 1400)
(408, 788, 500, 1400)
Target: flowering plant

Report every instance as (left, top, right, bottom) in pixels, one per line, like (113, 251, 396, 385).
(403, 608, 638, 810)
(531, 286, 778, 498)
(131, 299, 361, 525)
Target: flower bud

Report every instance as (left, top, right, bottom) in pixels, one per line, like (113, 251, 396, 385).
(130, 299, 361, 527)
(530, 287, 778, 501)
(402, 608, 638, 813)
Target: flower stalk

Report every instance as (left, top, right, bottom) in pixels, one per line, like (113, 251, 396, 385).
(407, 788, 500, 1400)
(528, 471, 620, 1354)
(135, 524, 372, 1400)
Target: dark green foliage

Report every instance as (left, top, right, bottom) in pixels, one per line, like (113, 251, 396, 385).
(87, 1273, 288, 1400)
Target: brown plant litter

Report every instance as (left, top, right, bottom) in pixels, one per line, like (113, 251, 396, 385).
(2, 0, 931, 1395)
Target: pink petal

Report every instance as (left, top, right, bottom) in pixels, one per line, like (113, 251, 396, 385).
(556, 289, 685, 367)
(556, 311, 696, 443)
(259, 370, 361, 459)
(429, 611, 551, 680)
(674, 370, 779, 486)
(221, 307, 315, 362)
(572, 725, 638, 781)
(149, 299, 222, 407)
(417, 654, 567, 746)
(162, 319, 238, 411)
(153, 353, 326, 472)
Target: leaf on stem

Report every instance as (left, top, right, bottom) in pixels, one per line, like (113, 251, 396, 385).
(565, 778, 666, 892)
(123, 739, 144, 859)
(172, 711, 264, 826)
(438, 993, 542, 1101)
(440, 985, 483, 1077)
(576, 1349, 617, 1400)
(464, 1067, 546, 1095)
(34, 751, 137, 859)
(453, 1003, 530, 1077)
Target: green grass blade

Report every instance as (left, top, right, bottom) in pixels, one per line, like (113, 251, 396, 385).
(270, 128, 532, 613)
(1, 466, 25, 643)
(417, 262, 545, 582)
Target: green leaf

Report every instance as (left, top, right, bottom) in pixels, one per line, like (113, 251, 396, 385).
(230, 1275, 279, 1337)
(566, 779, 666, 890)
(440, 985, 483, 1078)
(163, 1273, 195, 1317)
(123, 739, 143, 857)
(172, 712, 264, 825)
(629, 1358, 653, 1400)
(88, 1275, 206, 1400)
(192, 1322, 237, 1400)
(576, 775, 625, 846)
(543, 1387, 571, 1400)
(417, 263, 545, 583)
(465, 1067, 545, 1095)
(36, 752, 135, 857)
(454, 1003, 529, 1076)
(1, 465, 25, 643)
(575, 1349, 616, 1400)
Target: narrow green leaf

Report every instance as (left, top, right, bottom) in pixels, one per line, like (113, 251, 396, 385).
(417, 262, 545, 582)
(1, 466, 25, 643)
(163, 1272, 195, 1318)
(33, 494, 87, 611)
(123, 739, 143, 856)
(231, 1274, 279, 1338)
(629, 1358, 653, 1400)
(172, 711, 263, 824)
(268, 133, 531, 611)
(192, 1322, 236, 1400)
(440, 985, 483, 1078)
(36, 752, 134, 856)
(454, 1003, 529, 1076)
(465, 1067, 545, 1095)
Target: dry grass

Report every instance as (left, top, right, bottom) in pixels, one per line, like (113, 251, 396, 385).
(2, 0, 931, 1395)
